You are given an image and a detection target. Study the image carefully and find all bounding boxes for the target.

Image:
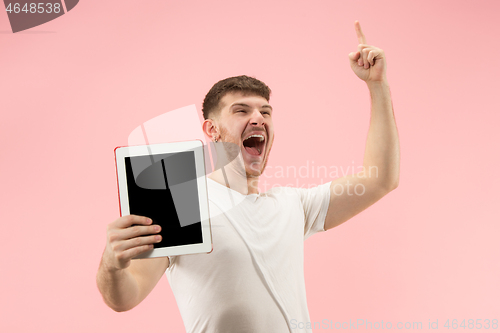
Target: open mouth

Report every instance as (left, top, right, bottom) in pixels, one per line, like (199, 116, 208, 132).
(242, 134, 265, 156)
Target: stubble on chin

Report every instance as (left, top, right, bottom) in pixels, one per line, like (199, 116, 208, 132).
(246, 161, 263, 178)
(218, 124, 273, 179)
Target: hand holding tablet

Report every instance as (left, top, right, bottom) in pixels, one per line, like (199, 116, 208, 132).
(102, 215, 163, 270)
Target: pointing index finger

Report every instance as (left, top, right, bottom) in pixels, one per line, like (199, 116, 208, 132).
(355, 20, 367, 44)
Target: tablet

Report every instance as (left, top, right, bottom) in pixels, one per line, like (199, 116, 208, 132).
(114, 140, 212, 259)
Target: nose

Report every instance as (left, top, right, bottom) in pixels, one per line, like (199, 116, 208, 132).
(249, 109, 265, 126)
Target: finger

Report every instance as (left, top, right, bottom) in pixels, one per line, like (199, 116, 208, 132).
(114, 214, 153, 229)
(117, 244, 155, 263)
(358, 44, 364, 66)
(120, 224, 162, 241)
(367, 49, 380, 66)
(362, 48, 371, 69)
(108, 224, 161, 247)
(357, 44, 372, 66)
(115, 234, 162, 252)
(355, 20, 367, 45)
(348, 51, 361, 62)
(358, 46, 376, 68)
(356, 44, 366, 66)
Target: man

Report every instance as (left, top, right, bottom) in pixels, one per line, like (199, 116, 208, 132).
(96, 21, 399, 332)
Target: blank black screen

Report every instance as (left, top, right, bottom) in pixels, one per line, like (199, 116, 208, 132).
(125, 151, 203, 247)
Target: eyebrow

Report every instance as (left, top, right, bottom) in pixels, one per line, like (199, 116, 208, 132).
(230, 103, 273, 110)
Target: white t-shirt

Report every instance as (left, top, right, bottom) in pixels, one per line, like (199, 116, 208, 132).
(166, 178, 332, 333)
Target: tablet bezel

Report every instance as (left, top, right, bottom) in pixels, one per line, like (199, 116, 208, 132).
(114, 140, 212, 259)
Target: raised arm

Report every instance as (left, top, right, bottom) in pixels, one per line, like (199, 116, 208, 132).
(324, 21, 400, 230)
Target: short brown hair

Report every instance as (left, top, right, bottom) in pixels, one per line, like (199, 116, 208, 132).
(202, 75, 272, 119)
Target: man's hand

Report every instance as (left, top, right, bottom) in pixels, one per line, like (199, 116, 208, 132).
(97, 215, 168, 312)
(348, 20, 387, 83)
(102, 215, 162, 271)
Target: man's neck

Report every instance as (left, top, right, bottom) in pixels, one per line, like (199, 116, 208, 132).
(209, 168, 259, 195)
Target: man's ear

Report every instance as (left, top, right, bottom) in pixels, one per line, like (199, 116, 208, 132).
(202, 118, 219, 140)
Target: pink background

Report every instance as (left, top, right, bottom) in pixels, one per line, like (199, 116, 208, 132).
(1, 0, 499, 331)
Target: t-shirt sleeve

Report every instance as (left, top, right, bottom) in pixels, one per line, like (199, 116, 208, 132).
(166, 255, 176, 270)
(295, 181, 332, 240)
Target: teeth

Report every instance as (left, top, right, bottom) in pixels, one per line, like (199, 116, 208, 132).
(244, 134, 265, 141)
(257, 148, 261, 154)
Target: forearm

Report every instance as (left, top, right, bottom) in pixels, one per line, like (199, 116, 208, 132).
(96, 257, 141, 312)
(362, 80, 400, 189)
